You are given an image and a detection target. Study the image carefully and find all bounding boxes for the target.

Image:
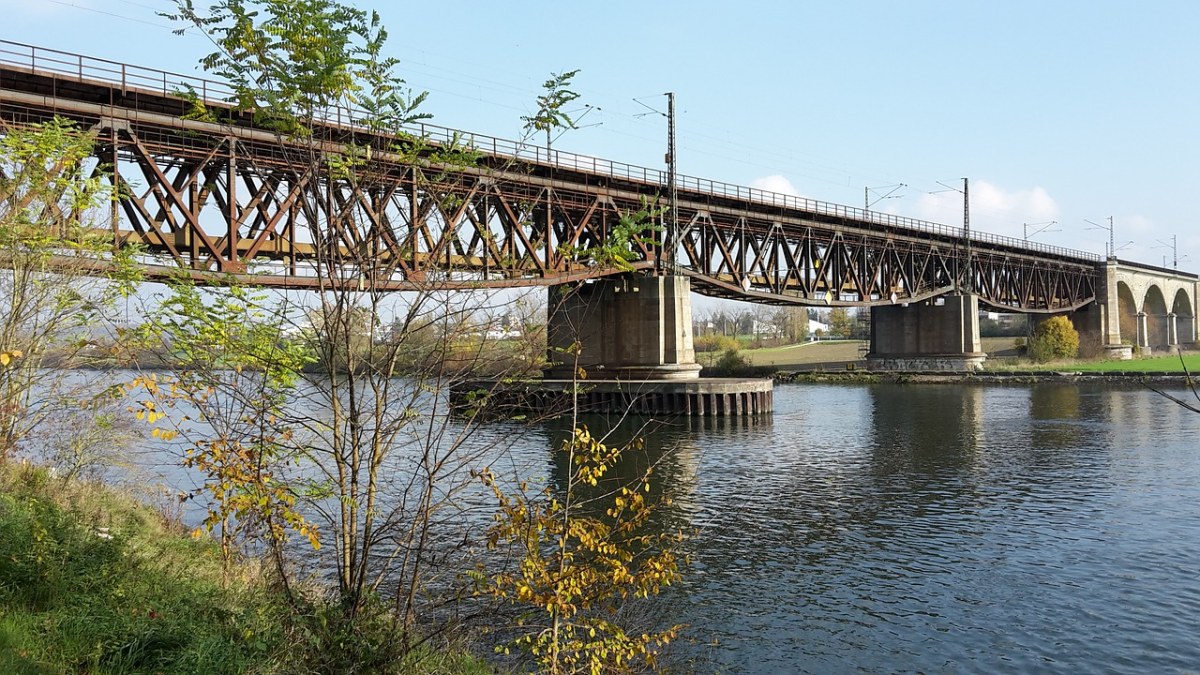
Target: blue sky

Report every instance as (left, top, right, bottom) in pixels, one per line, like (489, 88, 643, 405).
(4, 0, 1199, 274)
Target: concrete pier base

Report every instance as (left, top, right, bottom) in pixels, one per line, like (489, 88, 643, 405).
(544, 275, 702, 381)
(452, 378, 773, 418)
(866, 294, 986, 372)
(1103, 344, 1135, 360)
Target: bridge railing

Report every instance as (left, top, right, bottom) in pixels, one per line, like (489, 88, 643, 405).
(0, 39, 1100, 265)
(0, 40, 239, 106)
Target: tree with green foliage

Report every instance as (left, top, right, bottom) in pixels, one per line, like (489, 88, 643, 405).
(128, 281, 318, 578)
(827, 307, 854, 339)
(1028, 315, 1080, 362)
(161, 0, 510, 645)
(160, 1, 664, 663)
(772, 307, 809, 343)
(566, 198, 663, 273)
(0, 117, 141, 463)
(523, 69, 582, 150)
(160, 3, 688, 667)
(714, 347, 750, 374)
(166, 0, 429, 134)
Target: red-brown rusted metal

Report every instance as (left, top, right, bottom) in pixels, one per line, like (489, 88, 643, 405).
(0, 41, 1098, 311)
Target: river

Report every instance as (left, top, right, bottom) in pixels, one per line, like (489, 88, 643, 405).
(118, 378, 1200, 672)
(619, 382, 1200, 673)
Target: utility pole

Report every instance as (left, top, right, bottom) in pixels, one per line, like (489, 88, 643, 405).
(1085, 216, 1116, 257)
(665, 91, 677, 273)
(1155, 234, 1181, 269)
(1023, 221, 1059, 241)
(934, 178, 971, 292)
(865, 183, 905, 211)
(633, 92, 679, 274)
(962, 177, 971, 293)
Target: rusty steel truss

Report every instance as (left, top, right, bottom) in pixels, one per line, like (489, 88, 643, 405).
(0, 41, 1099, 311)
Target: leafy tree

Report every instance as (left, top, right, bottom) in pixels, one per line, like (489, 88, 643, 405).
(772, 307, 809, 343)
(1028, 315, 1080, 362)
(827, 307, 854, 338)
(714, 348, 750, 373)
(165, 0, 429, 134)
(160, 3, 689, 666)
(0, 117, 140, 462)
(162, 0, 506, 640)
(476, 426, 683, 673)
(128, 281, 318, 573)
(560, 198, 663, 273)
(523, 70, 582, 150)
(160, 4, 630, 662)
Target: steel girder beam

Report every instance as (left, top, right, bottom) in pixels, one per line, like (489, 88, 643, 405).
(1, 67, 1098, 308)
(669, 206, 1096, 311)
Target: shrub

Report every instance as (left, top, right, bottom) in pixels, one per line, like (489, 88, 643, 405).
(694, 334, 740, 353)
(1028, 315, 1080, 362)
(714, 348, 750, 372)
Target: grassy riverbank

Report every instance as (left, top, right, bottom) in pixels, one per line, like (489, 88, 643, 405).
(714, 338, 1197, 374)
(1019, 353, 1200, 373)
(0, 462, 490, 674)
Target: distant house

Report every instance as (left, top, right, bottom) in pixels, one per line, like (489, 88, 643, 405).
(982, 311, 1023, 326)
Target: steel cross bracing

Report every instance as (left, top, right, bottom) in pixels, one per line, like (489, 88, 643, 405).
(0, 41, 1099, 311)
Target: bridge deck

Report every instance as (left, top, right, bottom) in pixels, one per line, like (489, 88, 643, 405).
(0, 40, 1100, 311)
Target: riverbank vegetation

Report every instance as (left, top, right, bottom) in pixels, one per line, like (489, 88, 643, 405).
(1, 1, 686, 673)
(0, 461, 494, 674)
(700, 335, 1199, 377)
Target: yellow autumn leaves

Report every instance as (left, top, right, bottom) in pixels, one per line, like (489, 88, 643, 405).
(475, 426, 684, 673)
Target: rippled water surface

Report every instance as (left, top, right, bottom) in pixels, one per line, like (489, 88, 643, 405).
(627, 383, 1200, 673)
(124, 379, 1200, 672)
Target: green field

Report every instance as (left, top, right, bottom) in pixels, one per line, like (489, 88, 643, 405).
(1031, 353, 1200, 372)
(708, 337, 1022, 369)
(740, 340, 866, 367)
(700, 337, 1197, 373)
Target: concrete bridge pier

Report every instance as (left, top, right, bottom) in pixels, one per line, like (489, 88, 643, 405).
(866, 294, 986, 371)
(529, 274, 772, 416)
(544, 274, 703, 381)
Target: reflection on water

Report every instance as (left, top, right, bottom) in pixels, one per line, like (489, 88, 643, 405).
(631, 383, 1200, 674)
(107, 376, 1200, 673)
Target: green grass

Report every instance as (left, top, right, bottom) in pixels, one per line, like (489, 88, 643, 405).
(696, 335, 1200, 375)
(708, 337, 1018, 369)
(738, 340, 865, 367)
(699, 336, 1199, 374)
(0, 463, 276, 674)
(0, 462, 495, 674)
(1030, 353, 1200, 372)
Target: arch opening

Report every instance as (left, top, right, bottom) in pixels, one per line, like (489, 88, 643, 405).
(1117, 281, 1137, 347)
(1172, 288, 1195, 345)
(1143, 285, 1169, 350)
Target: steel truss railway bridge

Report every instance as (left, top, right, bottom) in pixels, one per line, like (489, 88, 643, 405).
(1, 41, 1195, 378)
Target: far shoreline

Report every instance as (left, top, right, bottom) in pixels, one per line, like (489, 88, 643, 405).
(773, 369, 1196, 385)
